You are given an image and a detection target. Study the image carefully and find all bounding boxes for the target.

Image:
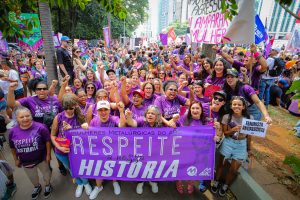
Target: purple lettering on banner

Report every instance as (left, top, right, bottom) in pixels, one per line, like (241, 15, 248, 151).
(65, 126, 215, 181)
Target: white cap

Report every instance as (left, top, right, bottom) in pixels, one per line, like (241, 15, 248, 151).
(96, 100, 110, 110)
(272, 47, 281, 53)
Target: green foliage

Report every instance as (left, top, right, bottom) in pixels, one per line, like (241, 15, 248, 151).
(286, 79, 300, 100)
(51, 0, 147, 39)
(167, 21, 188, 36)
(0, 0, 39, 38)
(221, 0, 295, 21)
(284, 155, 300, 176)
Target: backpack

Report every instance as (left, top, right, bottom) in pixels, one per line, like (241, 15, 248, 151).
(269, 57, 285, 77)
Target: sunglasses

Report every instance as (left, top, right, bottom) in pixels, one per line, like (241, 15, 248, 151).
(64, 107, 75, 110)
(75, 51, 81, 53)
(36, 87, 48, 91)
(87, 87, 95, 90)
(213, 96, 224, 102)
(148, 77, 154, 79)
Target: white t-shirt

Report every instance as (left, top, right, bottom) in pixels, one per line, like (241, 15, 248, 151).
(262, 57, 277, 79)
(8, 70, 23, 90)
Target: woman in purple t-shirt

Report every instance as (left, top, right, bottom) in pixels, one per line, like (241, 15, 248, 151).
(153, 78, 164, 96)
(88, 100, 126, 199)
(83, 69, 102, 90)
(154, 81, 190, 127)
(223, 68, 272, 124)
(9, 107, 52, 199)
(16, 59, 30, 97)
(204, 58, 228, 88)
(84, 81, 96, 104)
(51, 94, 92, 198)
(125, 105, 164, 195)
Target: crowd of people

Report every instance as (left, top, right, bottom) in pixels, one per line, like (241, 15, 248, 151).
(0, 35, 299, 200)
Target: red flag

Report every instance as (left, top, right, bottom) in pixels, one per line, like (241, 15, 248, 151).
(168, 27, 176, 41)
(296, 9, 300, 24)
(270, 36, 275, 45)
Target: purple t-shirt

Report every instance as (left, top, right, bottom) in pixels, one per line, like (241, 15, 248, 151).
(194, 95, 211, 104)
(83, 79, 103, 90)
(154, 95, 188, 120)
(179, 114, 204, 126)
(9, 122, 50, 166)
(86, 97, 95, 104)
(205, 75, 225, 88)
(18, 65, 29, 75)
(31, 69, 47, 79)
(19, 96, 63, 124)
(126, 102, 146, 120)
(143, 94, 157, 109)
(55, 111, 82, 154)
(232, 60, 262, 90)
(90, 115, 120, 127)
(79, 103, 92, 115)
(193, 63, 201, 72)
(226, 84, 256, 106)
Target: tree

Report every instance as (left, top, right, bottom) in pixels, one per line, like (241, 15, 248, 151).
(222, 0, 299, 21)
(1, 0, 128, 84)
(167, 21, 188, 36)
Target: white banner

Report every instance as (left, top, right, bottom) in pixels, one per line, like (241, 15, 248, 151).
(188, 0, 255, 44)
(240, 118, 268, 138)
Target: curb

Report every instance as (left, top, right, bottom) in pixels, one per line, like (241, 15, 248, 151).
(231, 167, 273, 200)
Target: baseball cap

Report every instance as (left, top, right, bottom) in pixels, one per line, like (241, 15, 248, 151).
(272, 47, 281, 53)
(133, 89, 145, 98)
(226, 68, 239, 77)
(106, 69, 116, 75)
(61, 36, 71, 41)
(96, 100, 110, 110)
(213, 90, 227, 100)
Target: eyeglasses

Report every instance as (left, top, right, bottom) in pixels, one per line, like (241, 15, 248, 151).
(213, 96, 224, 102)
(168, 88, 178, 92)
(75, 51, 81, 53)
(87, 87, 95, 90)
(97, 96, 108, 99)
(148, 77, 154, 80)
(64, 107, 75, 110)
(36, 87, 48, 91)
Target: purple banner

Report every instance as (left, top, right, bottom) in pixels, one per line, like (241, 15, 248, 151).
(103, 27, 111, 47)
(65, 126, 215, 181)
(159, 33, 168, 45)
(0, 32, 8, 52)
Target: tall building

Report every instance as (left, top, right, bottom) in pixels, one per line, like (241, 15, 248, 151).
(258, 0, 300, 39)
(158, 0, 182, 33)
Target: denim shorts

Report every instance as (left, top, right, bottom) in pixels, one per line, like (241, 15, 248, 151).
(219, 137, 247, 162)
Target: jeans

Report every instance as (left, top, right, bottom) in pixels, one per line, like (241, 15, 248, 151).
(248, 103, 262, 121)
(55, 153, 88, 185)
(259, 79, 275, 106)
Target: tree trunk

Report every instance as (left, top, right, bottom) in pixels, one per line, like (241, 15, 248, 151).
(38, 1, 58, 86)
(202, 44, 216, 61)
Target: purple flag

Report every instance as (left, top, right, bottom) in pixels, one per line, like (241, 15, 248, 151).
(103, 27, 111, 47)
(0, 32, 8, 52)
(160, 33, 168, 45)
(66, 126, 215, 181)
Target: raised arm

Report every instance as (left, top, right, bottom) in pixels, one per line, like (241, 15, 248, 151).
(7, 82, 21, 109)
(213, 45, 234, 64)
(120, 76, 130, 106)
(58, 75, 70, 102)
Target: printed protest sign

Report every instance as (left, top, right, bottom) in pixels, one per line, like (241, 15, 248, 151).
(66, 126, 215, 181)
(240, 118, 268, 138)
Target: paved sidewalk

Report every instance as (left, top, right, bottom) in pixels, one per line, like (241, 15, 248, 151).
(0, 138, 226, 200)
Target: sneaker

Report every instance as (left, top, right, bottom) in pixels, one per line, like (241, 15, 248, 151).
(199, 181, 207, 193)
(113, 182, 121, 195)
(136, 182, 144, 195)
(218, 184, 228, 197)
(31, 184, 42, 200)
(2, 183, 17, 199)
(210, 181, 219, 194)
(149, 181, 158, 193)
(84, 183, 92, 195)
(44, 184, 53, 199)
(89, 186, 103, 200)
(59, 166, 67, 176)
(75, 185, 84, 198)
